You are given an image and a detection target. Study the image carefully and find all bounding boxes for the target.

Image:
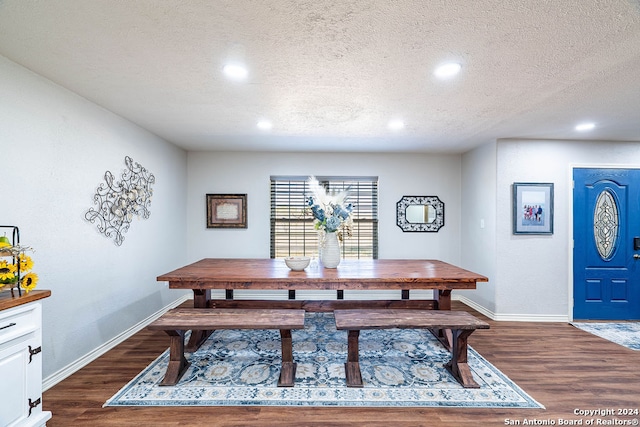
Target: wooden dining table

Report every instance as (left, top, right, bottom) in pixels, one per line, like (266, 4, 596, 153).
(157, 258, 488, 351)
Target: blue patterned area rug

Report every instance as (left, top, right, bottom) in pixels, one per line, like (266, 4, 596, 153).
(571, 322, 640, 350)
(105, 313, 543, 408)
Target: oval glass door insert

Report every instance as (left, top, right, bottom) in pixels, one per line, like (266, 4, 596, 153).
(593, 190, 619, 260)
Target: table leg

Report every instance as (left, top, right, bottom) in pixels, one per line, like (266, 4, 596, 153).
(444, 329, 480, 388)
(434, 289, 452, 310)
(278, 329, 297, 387)
(186, 289, 213, 352)
(160, 329, 190, 386)
(431, 289, 453, 349)
(192, 289, 211, 308)
(344, 330, 363, 387)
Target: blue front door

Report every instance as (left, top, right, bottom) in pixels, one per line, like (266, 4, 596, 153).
(573, 168, 640, 320)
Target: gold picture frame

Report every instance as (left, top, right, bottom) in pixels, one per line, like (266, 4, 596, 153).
(206, 194, 247, 228)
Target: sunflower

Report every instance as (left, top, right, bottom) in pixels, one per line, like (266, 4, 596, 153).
(20, 272, 38, 293)
(18, 253, 34, 272)
(0, 270, 15, 282)
(0, 259, 17, 281)
(6, 262, 17, 275)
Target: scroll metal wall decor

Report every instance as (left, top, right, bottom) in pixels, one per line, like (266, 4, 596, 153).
(85, 156, 155, 246)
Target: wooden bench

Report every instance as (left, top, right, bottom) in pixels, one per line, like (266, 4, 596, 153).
(333, 309, 490, 389)
(147, 308, 306, 387)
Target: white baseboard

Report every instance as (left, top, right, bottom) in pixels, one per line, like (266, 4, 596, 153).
(453, 294, 569, 323)
(453, 294, 496, 319)
(42, 294, 191, 391)
(491, 312, 569, 322)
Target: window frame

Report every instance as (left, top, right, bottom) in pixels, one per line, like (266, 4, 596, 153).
(270, 176, 378, 260)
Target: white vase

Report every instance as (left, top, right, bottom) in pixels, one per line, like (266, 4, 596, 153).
(320, 232, 341, 268)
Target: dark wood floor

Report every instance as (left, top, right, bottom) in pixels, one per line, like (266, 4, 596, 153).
(43, 301, 640, 426)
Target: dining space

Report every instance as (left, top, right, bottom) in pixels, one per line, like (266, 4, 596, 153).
(153, 258, 489, 389)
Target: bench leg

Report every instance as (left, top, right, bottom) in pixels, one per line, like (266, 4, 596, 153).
(160, 330, 190, 386)
(186, 330, 213, 352)
(429, 327, 453, 351)
(344, 330, 363, 387)
(277, 329, 297, 387)
(443, 329, 480, 388)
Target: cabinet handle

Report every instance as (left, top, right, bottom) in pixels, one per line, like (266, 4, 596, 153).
(28, 397, 41, 417)
(0, 322, 17, 330)
(29, 345, 42, 364)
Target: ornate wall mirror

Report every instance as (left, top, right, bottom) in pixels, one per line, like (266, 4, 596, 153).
(396, 196, 445, 232)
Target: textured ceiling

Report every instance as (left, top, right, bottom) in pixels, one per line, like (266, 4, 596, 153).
(1, 0, 639, 153)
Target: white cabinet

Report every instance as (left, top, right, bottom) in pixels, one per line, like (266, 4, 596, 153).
(0, 293, 51, 427)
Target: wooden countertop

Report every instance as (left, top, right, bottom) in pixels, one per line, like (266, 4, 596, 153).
(0, 289, 51, 312)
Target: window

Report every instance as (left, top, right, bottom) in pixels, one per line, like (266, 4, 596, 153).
(270, 176, 378, 259)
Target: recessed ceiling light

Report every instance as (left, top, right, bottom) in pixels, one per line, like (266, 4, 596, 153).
(388, 119, 405, 130)
(434, 62, 461, 79)
(223, 63, 248, 80)
(575, 122, 595, 132)
(257, 120, 272, 130)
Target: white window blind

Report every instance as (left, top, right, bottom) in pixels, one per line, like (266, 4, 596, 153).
(270, 176, 378, 259)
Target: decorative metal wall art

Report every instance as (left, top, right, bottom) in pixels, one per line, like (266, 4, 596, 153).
(396, 196, 445, 232)
(85, 156, 155, 246)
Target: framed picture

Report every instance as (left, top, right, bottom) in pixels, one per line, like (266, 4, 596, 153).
(206, 194, 247, 228)
(512, 183, 553, 234)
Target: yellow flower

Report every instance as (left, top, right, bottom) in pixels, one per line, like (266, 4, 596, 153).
(0, 268, 15, 282)
(0, 260, 17, 281)
(6, 263, 17, 274)
(20, 272, 38, 293)
(18, 254, 34, 272)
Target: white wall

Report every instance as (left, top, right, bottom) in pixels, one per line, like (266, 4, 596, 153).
(495, 138, 640, 320)
(186, 151, 462, 300)
(0, 55, 189, 380)
(460, 141, 497, 312)
(186, 151, 462, 263)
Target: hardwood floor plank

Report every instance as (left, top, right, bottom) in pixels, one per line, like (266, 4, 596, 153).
(43, 302, 640, 426)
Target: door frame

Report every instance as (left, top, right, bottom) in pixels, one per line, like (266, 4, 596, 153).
(567, 163, 640, 322)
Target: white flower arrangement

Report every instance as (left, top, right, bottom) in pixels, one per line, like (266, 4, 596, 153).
(307, 176, 354, 241)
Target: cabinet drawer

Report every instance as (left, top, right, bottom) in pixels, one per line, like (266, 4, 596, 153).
(0, 303, 39, 344)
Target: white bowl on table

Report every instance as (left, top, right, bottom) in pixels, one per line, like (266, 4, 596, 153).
(284, 256, 310, 271)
